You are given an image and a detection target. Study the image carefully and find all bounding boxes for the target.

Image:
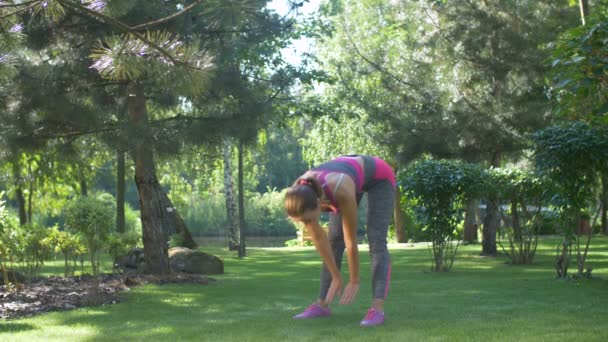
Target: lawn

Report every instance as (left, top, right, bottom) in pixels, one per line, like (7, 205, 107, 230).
(2, 237, 608, 341)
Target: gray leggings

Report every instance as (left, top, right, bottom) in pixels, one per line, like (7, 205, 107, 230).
(318, 179, 395, 300)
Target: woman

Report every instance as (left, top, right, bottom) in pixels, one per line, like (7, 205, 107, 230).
(284, 155, 395, 327)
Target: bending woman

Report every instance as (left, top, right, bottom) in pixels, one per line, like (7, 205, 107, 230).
(284, 155, 395, 327)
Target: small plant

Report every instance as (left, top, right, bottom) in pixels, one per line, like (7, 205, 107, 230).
(168, 233, 186, 248)
(0, 191, 13, 288)
(47, 227, 86, 277)
(107, 230, 142, 274)
(64, 195, 114, 277)
(19, 224, 55, 278)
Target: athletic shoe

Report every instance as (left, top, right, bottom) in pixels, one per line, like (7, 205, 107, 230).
(293, 303, 331, 319)
(359, 308, 385, 327)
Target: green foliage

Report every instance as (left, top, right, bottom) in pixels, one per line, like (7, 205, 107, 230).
(107, 231, 141, 262)
(533, 122, 608, 278)
(46, 226, 86, 277)
(300, 115, 390, 167)
(400, 159, 482, 271)
(0, 220, 56, 279)
(168, 233, 186, 249)
(0, 191, 12, 287)
(245, 189, 298, 236)
(90, 31, 213, 96)
(183, 189, 298, 237)
(549, 20, 608, 123)
(533, 122, 608, 212)
(314, 0, 577, 164)
(485, 168, 549, 264)
(64, 195, 115, 276)
(253, 123, 308, 192)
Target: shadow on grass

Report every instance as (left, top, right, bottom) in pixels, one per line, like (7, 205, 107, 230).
(4, 236, 608, 341)
(0, 322, 37, 333)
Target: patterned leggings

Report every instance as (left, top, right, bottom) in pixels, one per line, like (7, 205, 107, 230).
(318, 179, 394, 300)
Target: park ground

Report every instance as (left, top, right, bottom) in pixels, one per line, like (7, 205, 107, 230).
(1, 237, 608, 341)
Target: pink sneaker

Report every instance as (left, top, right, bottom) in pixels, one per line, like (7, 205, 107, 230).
(360, 308, 385, 327)
(293, 303, 331, 320)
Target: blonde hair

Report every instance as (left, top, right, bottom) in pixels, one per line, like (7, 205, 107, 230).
(284, 177, 323, 217)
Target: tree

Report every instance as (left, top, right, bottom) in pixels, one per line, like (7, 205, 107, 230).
(533, 122, 608, 278)
(548, 8, 608, 235)
(222, 137, 240, 250)
(314, 0, 579, 253)
(2, 0, 302, 271)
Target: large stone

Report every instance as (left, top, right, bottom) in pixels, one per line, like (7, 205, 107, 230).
(119, 248, 146, 269)
(168, 247, 224, 275)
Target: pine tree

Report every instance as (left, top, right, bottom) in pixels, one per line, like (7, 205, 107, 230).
(1, 0, 302, 272)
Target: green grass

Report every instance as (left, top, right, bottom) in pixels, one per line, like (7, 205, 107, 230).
(2, 237, 608, 341)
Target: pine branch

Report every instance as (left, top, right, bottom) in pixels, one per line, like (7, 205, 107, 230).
(55, 0, 183, 68)
(0, 0, 40, 19)
(131, 0, 205, 30)
(0, 0, 38, 8)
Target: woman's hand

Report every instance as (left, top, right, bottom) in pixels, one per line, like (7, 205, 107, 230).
(340, 281, 360, 304)
(324, 275, 343, 305)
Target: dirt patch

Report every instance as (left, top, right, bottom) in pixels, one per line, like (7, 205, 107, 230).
(0, 273, 214, 320)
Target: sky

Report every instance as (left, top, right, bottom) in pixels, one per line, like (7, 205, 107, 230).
(266, 0, 323, 65)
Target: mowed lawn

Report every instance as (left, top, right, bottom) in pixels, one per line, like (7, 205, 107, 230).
(2, 237, 608, 341)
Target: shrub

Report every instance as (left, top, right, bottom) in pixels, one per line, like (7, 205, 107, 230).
(46, 226, 86, 277)
(64, 195, 114, 276)
(0, 192, 14, 287)
(487, 169, 549, 265)
(533, 122, 608, 278)
(400, 160, 482, 272)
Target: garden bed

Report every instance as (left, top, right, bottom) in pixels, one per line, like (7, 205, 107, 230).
(0, 273, 214, 320)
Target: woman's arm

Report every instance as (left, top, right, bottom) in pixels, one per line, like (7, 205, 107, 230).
(306, 220, 343, 304)
(334, 176, 360, 304)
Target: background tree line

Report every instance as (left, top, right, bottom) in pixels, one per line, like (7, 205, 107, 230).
(1, 0, 607, 277)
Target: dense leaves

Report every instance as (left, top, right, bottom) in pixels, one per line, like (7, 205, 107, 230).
(549, 20, 608, 123)
(400, 159, 482, 271)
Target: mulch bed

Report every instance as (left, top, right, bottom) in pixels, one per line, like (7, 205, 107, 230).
(0, 273, 214, 320)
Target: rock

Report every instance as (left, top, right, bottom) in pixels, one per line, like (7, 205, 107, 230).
(116, 248, 145, 270)
(168, 247, 224, 275)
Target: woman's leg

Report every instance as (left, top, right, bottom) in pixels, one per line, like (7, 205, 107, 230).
(365, 180, 395, 311)
(318, 212, 345, 305)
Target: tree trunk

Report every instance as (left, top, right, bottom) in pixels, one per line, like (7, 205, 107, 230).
(127, 81, 170, 276)
(481, 152, 501, 256)
(237, 140, 246, 258)
(463, 199, 478, 243)
(79, 170, 88, 196)
(159, 190, 197, 248)
(12, 163, 27, 225)
(393, 186, 406, 243)
(222, 138, 239, 251)
(579, 0, 589, 25)
(601, 174, 607, 235)
(116, 149, 126, 233)
(27, 172, 33, 224)
(511, 199, 522, 242)
(482, 199, 499, 256)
